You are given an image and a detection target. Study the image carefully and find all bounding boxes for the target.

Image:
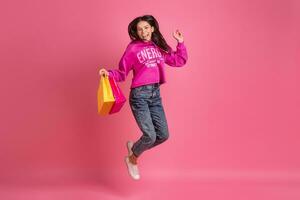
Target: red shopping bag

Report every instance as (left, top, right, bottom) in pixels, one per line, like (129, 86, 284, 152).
(108, 76, 126, 114)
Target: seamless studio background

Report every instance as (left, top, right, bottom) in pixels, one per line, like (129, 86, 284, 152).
(0, 0, 299, 199)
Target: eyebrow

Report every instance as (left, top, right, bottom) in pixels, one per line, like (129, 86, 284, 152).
(138, 25, 150, 29)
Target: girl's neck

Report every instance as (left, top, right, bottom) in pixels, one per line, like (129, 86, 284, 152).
(142, 40, 152, 43)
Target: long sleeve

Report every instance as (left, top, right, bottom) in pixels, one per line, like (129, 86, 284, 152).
(108, 51, 133, 82)
(163, 42, 188, 67)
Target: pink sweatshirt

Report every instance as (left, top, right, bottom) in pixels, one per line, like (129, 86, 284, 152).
(108, 40, 188, 88)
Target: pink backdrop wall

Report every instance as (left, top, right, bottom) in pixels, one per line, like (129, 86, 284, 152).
(1, 0, 300, 195)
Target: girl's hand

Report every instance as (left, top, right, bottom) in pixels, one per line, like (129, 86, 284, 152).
(99, 68, 109, 76)
(173, 29, 184, 43)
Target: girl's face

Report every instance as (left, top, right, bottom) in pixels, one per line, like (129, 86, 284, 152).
(136, 21, 154, 42)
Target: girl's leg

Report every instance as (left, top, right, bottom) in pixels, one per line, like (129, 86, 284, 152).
(148, 87, 169, 148)
(129, 86, 157, 157)
(129, 100, 157, 157)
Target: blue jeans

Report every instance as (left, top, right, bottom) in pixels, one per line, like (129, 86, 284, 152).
(129, 83, 169, 157)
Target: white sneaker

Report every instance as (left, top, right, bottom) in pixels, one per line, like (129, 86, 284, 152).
(125, 156, 140, 180)
(127, 141, 134, 156)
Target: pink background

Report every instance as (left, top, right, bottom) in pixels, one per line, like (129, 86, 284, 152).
(1, 0, 300, 199)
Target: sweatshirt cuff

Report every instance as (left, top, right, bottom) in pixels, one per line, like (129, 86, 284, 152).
(177, 41, 185, 48)
(108, 70, 113, 77)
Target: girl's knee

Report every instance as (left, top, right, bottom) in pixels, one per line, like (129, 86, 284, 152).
(144, 133, 156, 146)
(158, 130, 169, 143)
(163, 133, 169, 142)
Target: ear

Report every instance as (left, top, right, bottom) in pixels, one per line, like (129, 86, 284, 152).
(151, 26, 154, 32)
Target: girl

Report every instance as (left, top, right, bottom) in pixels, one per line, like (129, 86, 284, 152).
(99, 15, 188, 180)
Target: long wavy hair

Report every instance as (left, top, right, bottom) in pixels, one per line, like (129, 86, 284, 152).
(128, 15, 171, 52)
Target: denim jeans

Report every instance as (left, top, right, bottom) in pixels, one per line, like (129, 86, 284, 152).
(129, 83, 169, 157)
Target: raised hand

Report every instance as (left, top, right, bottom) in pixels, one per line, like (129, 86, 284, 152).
(173, 29, 184, 43)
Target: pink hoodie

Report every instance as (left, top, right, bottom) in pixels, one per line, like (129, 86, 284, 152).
(108, 40, 188, 88)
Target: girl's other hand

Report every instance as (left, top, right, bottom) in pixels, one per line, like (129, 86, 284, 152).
(99, 68, 109, 76)
(173, 29, 184, 43)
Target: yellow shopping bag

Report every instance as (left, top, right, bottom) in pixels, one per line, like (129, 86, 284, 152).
(97, 74, 115, 115)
